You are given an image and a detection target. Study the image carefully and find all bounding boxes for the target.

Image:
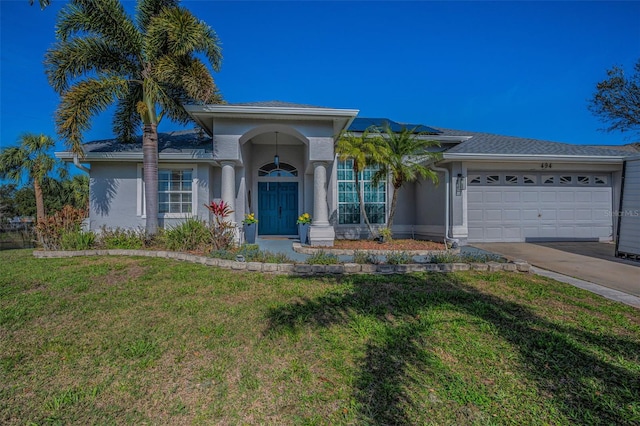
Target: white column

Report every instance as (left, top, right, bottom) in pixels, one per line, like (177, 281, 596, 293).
(220, 161, 236, 213)
(309, 161, 335, 246)
(312, 162, 329, 225)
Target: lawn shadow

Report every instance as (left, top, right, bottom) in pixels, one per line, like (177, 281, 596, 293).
(266, 272, 640, 424)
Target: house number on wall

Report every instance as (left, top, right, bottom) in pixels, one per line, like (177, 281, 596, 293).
(540, 163, 552, 169)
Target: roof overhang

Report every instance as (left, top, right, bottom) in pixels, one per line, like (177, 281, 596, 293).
(56, 151, 216, 163)
(184, 104, 359, 137)
(440, 152, 627, 164)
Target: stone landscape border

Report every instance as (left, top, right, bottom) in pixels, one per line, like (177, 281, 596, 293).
(33, 249, 531, 275)
(292, 242, 457, 257)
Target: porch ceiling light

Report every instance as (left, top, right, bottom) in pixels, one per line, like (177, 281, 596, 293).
(274, 131, 280, 168)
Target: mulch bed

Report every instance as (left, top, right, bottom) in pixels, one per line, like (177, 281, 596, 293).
(332, 239, 446, 251)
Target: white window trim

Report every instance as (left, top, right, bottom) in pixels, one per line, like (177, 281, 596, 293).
(137, 163, 199, 218)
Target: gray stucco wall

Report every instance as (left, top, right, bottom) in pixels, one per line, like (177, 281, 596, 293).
(88, 162, 214, 232)
(89, 163, 143, 231)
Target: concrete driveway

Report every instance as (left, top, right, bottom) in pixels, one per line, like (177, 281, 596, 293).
(472, 242, 640, 297)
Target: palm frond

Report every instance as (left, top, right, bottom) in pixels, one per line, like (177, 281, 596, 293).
(137, 0, 179, 31)
(113, 84, 144, 142)
(146, 6, 222, 71)
(57, 0, 141, 55)
(56, 76, 129, 154)
(45, 37, 138, 94)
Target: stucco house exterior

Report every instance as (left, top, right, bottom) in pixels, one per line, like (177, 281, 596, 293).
(56, 101, 630, 246)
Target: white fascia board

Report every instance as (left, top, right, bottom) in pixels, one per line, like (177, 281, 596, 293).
(441, 153, 626, 163)
(56, 151, 215, 162)
(184, 104, 359, 119)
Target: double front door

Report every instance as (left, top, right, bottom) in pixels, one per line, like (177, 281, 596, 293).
(258, 182, 298, 235)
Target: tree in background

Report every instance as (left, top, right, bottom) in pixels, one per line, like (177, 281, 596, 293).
(589, 58, 640, 139)
(0, 134, 63, 225)
(372, 126, 441, 234)
(45, 0, 223, 235)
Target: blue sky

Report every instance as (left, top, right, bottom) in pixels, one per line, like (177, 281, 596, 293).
(1, 0, 639, 158)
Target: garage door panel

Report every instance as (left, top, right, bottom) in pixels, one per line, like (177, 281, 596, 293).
(540, 192, 557, 202)
(503, 192, 521, 202)
(467, 172, 613, 242)
(503, 209, 520, 221)
(484, 191, 502, 203)
(522, 192, 539, 202)
(557, 209, 575, 220)
(484, 209, 502, 221)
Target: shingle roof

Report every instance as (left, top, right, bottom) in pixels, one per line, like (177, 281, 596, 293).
(438, 127, 630, 157)
(81, 129, 212, 154)
(348, 117, 441, 134)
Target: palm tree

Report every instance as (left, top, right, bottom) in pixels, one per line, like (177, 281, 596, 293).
(335, 129, 388, 238)
(0, 134, 60, 224)
(29, 0, 51, 9)
(44, 0, 223, 235)
(372, 126, 442, 233)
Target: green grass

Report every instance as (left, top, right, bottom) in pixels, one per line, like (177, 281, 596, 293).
(1, 249, 638, 425)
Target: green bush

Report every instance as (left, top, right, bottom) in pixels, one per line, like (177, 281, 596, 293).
(429, 252, 506, 264)
(164, 217, 210, 252)
(385, 251, 412, 265)
(99, 227, 145, 250)
(210, 249, 236, 260)
(352, 250, 379, 264)
(60, 230, 95, 250)
(306, 251, 339, 265)
(429, 252, 461, 264)
(210, 244, 293, 264)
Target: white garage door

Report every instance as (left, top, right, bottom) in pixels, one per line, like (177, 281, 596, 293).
(467, 172, 613, 243)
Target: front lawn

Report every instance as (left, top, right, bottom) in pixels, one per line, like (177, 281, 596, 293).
(1, 250, 638, 425)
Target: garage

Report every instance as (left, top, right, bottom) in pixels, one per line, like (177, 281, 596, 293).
(467, 172, 613, 242)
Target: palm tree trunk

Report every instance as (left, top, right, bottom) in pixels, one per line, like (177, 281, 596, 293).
(143, 123, 159, 235)
(355, 170, 377, 239)
(33, 180, 46, 224)
(387, 184, 401, 233)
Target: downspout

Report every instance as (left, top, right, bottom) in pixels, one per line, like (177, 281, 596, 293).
(431, 165, 459, 249)
(73, 154, 90, 173)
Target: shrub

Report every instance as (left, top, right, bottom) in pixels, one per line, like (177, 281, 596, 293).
(210, 248, 237, 260)
(205, 200, 236, 251)
(306, 250, 339, 265)
(352, 250, 379, 264)
(385, 251, 412, 265)
(36, 205, 87, 250)
(98, 227, 146, 249)
(60, 230, 95, 250)
(164, 217, 210, 252)
(429, 252, 461, 264)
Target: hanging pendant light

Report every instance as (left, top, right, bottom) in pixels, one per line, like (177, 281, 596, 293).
(274, 131, 280, 168)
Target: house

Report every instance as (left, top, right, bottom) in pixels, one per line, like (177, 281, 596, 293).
(56, 101, 630, 246)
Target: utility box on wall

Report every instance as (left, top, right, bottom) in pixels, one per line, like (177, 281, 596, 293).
(616, 155, 640, 259)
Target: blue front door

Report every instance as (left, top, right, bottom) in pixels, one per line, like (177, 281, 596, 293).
(258, 182, 298, 235)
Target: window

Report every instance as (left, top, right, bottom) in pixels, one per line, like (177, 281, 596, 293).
(559, 175, 572, 185)
(505, 175, 518, 184)
(486, 175, 500, 184)
(258, 162, 297, 177)
(523, 175, 536, 184)
(158, 169, 193, 214)
(337, 160, 386, 225)
(469, 175, 481, 185)
(138, 165, 197, 218)
(577, 176, 589, 185)
(594, 176, 607, 185)
(543, 175, 555, 185)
